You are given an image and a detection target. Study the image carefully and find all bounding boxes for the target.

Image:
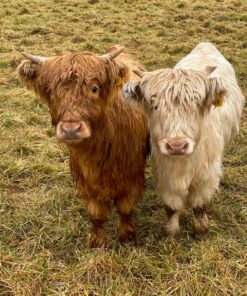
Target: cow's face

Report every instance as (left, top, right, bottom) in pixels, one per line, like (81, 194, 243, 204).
(18, 48, 125, 144)
(124, 68, 225, 156)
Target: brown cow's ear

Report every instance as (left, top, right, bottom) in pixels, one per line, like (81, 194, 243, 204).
(17, 59, 49, 101)
(17, 53, 48, 94)
(17, 59, 47, 101)
(17, 59, 41, 81)
(114, 64, 129, 88)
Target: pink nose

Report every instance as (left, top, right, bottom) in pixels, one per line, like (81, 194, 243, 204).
(166, 138, 189, 155)
(59, 122, 81, 139)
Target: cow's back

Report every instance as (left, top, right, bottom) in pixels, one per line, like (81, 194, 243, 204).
(175, 42, 236, 82)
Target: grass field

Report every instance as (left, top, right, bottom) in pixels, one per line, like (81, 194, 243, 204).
(0, 0, 247, 295)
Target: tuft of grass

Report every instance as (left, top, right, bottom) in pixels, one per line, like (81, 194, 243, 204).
(0, 0, 247, 295)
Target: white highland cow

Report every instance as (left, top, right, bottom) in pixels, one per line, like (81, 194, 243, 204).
(124, 42, 245, 235)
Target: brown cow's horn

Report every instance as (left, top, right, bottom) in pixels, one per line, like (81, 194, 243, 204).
(102, 46, 125, 61)
(133, 69, 147, 78)
(205, 66, 217, 75)
(21, 52, 47, 64)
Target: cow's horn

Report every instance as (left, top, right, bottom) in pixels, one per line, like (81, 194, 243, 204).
(102, 46, 125, 61)
(21, 52, 47, 64)
(205, 65, 217, 75)
(133, 69, 147, 78)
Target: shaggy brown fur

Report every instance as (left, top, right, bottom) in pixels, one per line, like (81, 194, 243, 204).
(18, 46, 148, 247)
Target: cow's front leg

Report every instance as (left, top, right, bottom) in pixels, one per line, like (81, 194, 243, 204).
(190, 184, 215, 235)
(164, 205, 180, 236)
(115, 193, 138, 244)
(161, 191, 184, 236)
(192, 206, 210, 234)
(190, 165, 220, 234)
(86, 199, 111, 248)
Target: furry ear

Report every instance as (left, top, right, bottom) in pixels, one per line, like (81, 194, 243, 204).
(115, 64, 129, 88)
(17, 59, 50, 102)
(204, 76, 226, 111)
(17, 59, 41, 82)
(18, 52, 47, 82)
(123, 81, 143, 102)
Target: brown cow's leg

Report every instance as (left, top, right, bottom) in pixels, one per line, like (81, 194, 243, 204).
(86, 199, 111, 248)
(119, 212, 136, 244)
(164, 205, 180, 236)
(192, 205, 210, 234)
(115, 195, 137, 244)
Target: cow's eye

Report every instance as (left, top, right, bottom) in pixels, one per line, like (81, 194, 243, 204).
(91, 86, 99, 94)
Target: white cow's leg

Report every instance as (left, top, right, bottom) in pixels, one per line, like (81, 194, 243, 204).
(190, 169, 221, 234)
(192, 205, 210, 234)
(164, 206, 181, 236)
(162, 193, 185, 236)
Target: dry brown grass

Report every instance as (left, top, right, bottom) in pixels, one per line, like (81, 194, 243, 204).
(0, 0, 247, 295)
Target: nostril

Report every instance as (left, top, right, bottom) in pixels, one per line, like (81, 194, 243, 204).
(183, 143, 189, 150)
(75, 124, 81, 132)
(166, 143, 173, 151)
(60, 124, 65, 133)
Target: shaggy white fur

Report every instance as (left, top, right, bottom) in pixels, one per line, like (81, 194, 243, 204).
(124, 42, 245, 235)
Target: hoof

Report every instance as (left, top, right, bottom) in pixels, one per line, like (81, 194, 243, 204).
(164, 221, 180, 237)
(164, 211, 180, 236)
(193, 214, 210, 234)
(89, 232, 106, 248)
(119, 231, 136, 245)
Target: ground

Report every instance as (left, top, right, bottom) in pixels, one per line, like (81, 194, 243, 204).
(0, 0, 247, 295)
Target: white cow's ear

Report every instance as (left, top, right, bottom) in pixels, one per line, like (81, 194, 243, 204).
(123, 81, 143, 101)
(205, 76, 226, 110)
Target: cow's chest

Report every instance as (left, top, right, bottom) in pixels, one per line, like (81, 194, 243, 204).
(70, 153, 120, 199)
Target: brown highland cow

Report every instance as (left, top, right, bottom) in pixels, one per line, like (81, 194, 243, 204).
(18, 46, 148, 248)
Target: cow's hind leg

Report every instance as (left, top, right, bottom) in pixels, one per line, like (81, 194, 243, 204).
(86, 199, 111, 248)
(115, 190, 139, 244)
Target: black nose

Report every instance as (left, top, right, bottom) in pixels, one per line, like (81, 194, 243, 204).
(60, 122, 81, 139)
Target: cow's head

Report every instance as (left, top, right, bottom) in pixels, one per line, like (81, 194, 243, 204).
(123, 67, 226, 156)
(18, 47, 127, 144)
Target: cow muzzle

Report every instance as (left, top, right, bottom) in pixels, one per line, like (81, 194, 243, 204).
(56, 121, 91, 143)
(159, 137, 195, 156)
